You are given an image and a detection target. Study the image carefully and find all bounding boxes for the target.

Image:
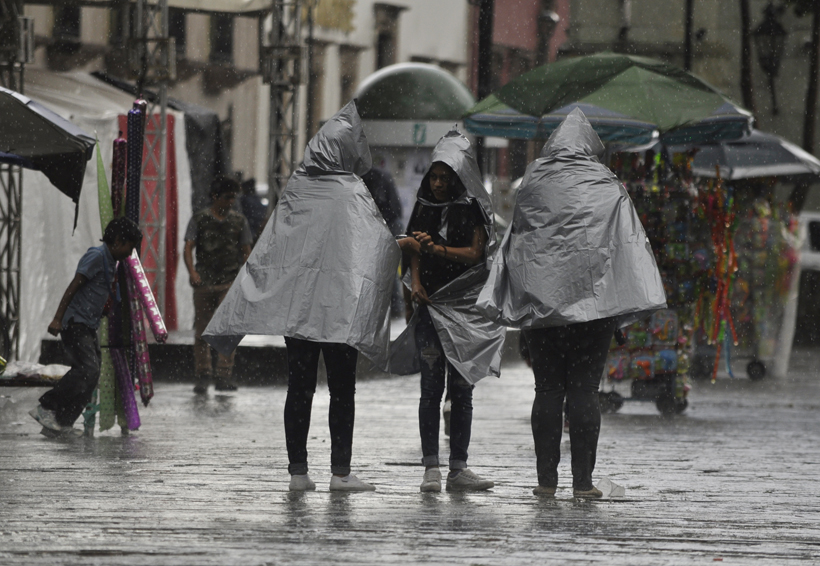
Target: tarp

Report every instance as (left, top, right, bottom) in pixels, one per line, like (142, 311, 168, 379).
(18, 70, 193, 361)
(0, 86, 95, 204)
(477, 108, 667, 329)
(202, 101, 400, 368)
(388, 130, 506, 384)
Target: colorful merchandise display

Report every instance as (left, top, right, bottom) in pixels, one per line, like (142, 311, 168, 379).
(604, 147, 799, 409)
(82, 99, 167, 435)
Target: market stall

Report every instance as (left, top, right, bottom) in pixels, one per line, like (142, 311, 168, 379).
(605, 145, 801, 394)
(462, 52, 808, 414)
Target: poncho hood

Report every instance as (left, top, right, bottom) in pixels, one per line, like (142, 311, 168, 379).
(301, 100, 372, 177)
(203, 101, 400, 368)
(477, 108, 667, 329)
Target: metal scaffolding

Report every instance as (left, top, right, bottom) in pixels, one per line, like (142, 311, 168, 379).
(132, 0, 171, 315)
(262, 0, 303, 207)
(0, 0, 30, 359)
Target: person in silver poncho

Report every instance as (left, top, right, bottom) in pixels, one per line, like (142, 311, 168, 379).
(392, 130, 506, 493)
(203, 101, 401, 492)
(477, 108, 666, 498)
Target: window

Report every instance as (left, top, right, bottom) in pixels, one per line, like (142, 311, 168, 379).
(169, 8, 186, 58)
(339, 45, 360, 104)
(210, 14, 233, 65)
(53, 4, 81, 41)
(809, 222, 820, 252)
(373, 4, 405, 70)
(306, 43, 326, 138)
(221, 104, 233, 174)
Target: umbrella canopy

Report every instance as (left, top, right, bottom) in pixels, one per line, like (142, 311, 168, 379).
(465, 52, 752, 145)
(681, 129, 820, 180)
(0, 86, 95, 202)
(465, 96, 658, 144)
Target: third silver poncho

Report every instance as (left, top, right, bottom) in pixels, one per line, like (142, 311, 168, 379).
(477, 108, 667, 329)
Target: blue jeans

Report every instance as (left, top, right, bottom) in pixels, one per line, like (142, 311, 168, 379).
(524, 317, 616, 490)
(39, 321, 101, 427)
(415, 306, 473, 470)
(284, 338, 358, 476)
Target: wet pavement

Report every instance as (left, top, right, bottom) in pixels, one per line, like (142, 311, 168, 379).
(1, 349, 819, 565)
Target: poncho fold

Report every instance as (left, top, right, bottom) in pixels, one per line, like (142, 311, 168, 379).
(203, 101, 400, 369)
(477, 107, 667, 329)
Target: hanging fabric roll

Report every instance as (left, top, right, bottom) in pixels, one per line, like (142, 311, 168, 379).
(111, 348, 141, 430)
(124, 250, 168, 343)
(125, 103, 144, 225)
(95, 140, 117, 432)
(126, 263, 155, 406)
(112, 135, 127, 218)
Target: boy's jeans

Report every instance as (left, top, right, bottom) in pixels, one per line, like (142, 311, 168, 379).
(40, 320, 101, 427)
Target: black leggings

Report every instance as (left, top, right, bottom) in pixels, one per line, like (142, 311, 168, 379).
(524, 318, 616, 490)
(284, 338, 358, 476)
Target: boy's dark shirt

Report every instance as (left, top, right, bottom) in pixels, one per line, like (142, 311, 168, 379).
(185, 208, 253, 286)
(62, 244, 116, 329)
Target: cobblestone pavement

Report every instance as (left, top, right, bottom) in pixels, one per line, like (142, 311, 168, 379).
(1, 349, 819, 565)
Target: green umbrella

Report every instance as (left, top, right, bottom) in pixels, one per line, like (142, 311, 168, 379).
(483, 52, 751, 139)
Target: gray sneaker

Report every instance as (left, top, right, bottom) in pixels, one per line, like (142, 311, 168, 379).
(29, 405, 62, 431)
(420, 467, 442, 493)
(288, 474, 316, 491)
(329, 474, 376, 492)
(446, 468, 494, 492)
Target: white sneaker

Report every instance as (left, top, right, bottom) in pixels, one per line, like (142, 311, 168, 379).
(446, 468, 494, 492)
(289, 474, 316, 492)
(420, 467, 442, 492)
(29, 405, 62, 431)
(329, 474, 376, 492)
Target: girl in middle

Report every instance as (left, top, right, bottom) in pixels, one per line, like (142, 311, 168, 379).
(394, 130, 505, 493)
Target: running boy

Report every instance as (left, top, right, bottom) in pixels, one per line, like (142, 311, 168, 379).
(30, 217, 142, 435)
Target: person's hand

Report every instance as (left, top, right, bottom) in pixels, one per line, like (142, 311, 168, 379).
(397, 237, 420, 255)
(47, 318, 62, 337)
(411, 280, 430, 305)
(189, 271, 203, 287)
(413, 231, 436, 254)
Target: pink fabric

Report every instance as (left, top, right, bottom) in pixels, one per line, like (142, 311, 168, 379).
(125, 250, 168, 343)
(126, 265, 155, 406)
(110, 348, 140, 430)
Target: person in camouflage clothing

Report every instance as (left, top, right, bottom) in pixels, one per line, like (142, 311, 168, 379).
(184, 176, 253, 393)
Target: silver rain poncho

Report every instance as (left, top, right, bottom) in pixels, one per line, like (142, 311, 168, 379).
(477, 108, 667, 329)
(203, 101, 401, 368)
(388, 129, 507, 385)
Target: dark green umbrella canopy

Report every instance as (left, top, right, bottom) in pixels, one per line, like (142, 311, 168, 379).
(489, 52, 750, 136)
(355, 63, 476, 121)
(0, 86, 95, 203)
